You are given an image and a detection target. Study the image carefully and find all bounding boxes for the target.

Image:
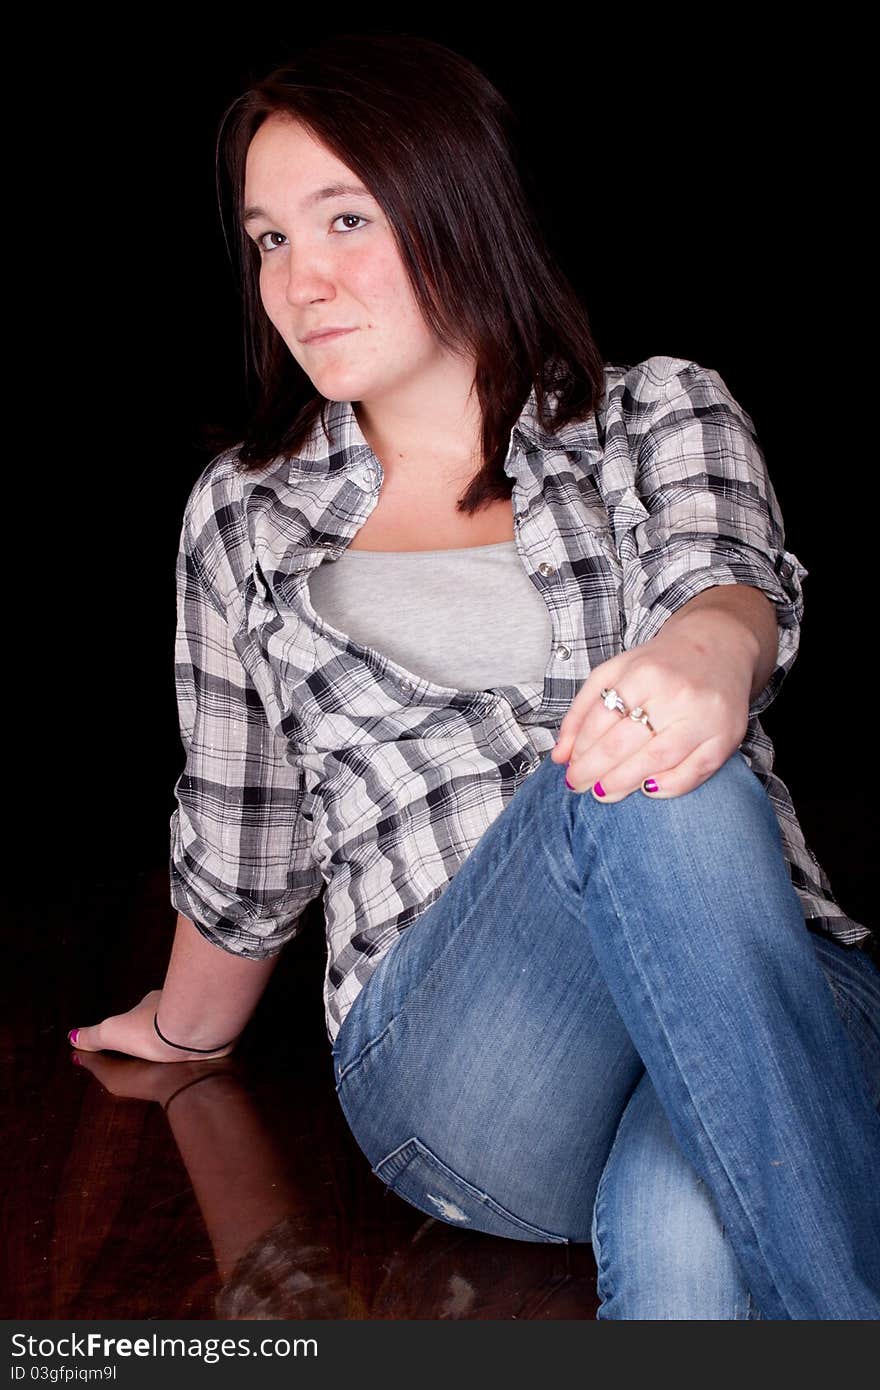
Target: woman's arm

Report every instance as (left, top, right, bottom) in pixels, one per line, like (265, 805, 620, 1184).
(70, 912, 282, 1061)
(593, 358, 808, 721)
(552, 358, 808, 802)
(158, 911, 282, 1048)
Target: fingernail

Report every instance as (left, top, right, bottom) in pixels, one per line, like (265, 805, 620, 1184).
(565, 775, 574, 789)
(643, 779, 659, 793)
(593, 781, 606, 797)
(68, 1028, 79, 1045)
(71, 1053, 82, 1066)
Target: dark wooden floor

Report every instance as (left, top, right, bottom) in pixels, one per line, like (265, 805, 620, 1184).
(3, 869, 599, 1320)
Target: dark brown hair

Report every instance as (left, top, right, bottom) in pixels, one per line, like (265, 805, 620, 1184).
(214, 29, 605, 515)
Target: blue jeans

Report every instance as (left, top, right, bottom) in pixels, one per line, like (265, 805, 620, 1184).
(331, 749, 880, 1319)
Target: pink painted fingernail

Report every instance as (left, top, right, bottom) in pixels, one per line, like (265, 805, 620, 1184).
(644, 778, 659, 793)
(565, 775, 574, 789)
(593, 781, 606, 797)
(68, 1028, 79, 1045)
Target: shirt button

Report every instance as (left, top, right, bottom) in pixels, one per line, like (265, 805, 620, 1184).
(554, 644, 572, 660)
(400, 678, 413, 691)
(538, 562, 556, 577)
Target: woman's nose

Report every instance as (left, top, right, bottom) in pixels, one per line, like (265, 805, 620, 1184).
(284, 257, 335, 306)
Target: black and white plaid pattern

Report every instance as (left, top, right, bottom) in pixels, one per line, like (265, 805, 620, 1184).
(169, 355, 874, 1044)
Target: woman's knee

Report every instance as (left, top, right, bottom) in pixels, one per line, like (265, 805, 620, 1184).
(577, 746, 776, 863)
(574, 746, 808, 956)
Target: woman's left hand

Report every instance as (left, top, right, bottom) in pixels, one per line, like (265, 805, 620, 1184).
(549, 614, 755, 801)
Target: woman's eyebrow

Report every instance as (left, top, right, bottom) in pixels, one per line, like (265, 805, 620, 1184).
(242, 183, 373, 225)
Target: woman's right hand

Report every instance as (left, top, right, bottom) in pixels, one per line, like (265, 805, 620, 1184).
(68, 989, 237, 1063)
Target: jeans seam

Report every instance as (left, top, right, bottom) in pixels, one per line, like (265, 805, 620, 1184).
(591, 1096, 633, 1309)
(335, 1014, 397, 1087)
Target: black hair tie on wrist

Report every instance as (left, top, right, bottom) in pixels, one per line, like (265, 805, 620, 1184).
(153, 1011, 238, 1053)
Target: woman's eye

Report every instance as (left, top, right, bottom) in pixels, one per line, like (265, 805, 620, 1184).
(331, 214, 368, 232)
(255, 231, 287, 254)
(254, 214, 368, 255)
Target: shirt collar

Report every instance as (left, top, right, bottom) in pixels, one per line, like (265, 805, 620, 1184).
(284, 378, 602, 481)
(239, 376, 605, 580)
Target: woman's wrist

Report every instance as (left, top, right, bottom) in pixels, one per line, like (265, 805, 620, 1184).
(154, 913, 280, 1056)
(153, 1011, 239, 1055)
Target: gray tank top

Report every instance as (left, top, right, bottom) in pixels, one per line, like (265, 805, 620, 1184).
(307, 540, 558, 750)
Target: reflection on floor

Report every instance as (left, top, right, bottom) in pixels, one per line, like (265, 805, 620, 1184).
(6, 869, 599, 1320)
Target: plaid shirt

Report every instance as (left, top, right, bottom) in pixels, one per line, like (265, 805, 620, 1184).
(169, 355, 875, 1044)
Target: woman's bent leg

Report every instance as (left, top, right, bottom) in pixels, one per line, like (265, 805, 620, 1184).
(572, 749, 880, 1319)
(592, 930, 880, 1320)
(590, 1070, 762, 1319)
(332, 748, 880, 1318)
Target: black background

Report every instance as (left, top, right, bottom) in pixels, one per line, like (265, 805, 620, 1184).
(14, 18, 874, 931)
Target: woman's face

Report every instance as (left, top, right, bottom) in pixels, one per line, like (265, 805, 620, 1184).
(243, 115, 446, 404)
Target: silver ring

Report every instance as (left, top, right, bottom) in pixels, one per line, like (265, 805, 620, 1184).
(600, 687, 627, 717)
(601, 687, 656, 735)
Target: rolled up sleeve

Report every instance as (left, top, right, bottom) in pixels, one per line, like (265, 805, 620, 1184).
(604, 360, 809, 718)
(169, 502, 323, 957)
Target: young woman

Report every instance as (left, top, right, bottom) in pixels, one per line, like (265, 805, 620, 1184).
(69, 32, 880, 1319)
